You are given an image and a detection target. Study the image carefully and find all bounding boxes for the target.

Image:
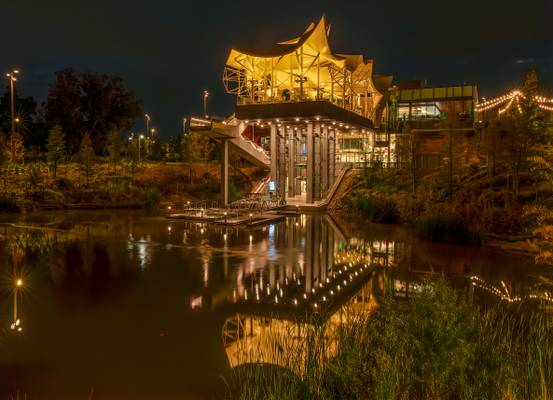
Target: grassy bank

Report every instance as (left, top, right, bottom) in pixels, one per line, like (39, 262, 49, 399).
(230, 281, 553, 400)
(340, 167, 549, 247)
(0, 160, 259, 212)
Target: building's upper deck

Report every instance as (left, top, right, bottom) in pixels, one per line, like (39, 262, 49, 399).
(223, 16, 391, 126)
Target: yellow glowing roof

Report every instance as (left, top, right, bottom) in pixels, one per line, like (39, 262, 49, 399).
(225, 16, 352, 70)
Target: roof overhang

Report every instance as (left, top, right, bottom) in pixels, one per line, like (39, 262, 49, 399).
(236, 101, 373, 129)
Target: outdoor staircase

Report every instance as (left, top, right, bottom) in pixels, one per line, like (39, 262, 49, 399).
(189, 116, 270, 169)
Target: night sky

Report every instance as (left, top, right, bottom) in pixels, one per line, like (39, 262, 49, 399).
(2, 0, 552, 138)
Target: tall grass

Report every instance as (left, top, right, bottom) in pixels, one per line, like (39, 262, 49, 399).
(229, 281, 553, 400)
(349, 194, 399, 224)
(415, 213, 483, 245)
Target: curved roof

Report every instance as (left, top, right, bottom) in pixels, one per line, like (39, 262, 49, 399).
(227, 16, 346, 64)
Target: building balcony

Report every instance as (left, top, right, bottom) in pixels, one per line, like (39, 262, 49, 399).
(235, 100, 374, 129)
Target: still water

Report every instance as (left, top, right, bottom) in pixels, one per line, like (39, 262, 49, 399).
(0, 210, 550, 399)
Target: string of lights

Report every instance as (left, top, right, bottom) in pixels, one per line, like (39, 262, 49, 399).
(476, 90, 553, 113)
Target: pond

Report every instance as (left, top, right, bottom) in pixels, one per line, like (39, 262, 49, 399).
(0, 210, 550, 399)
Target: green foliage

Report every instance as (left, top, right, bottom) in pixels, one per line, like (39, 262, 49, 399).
(349, 193, 399, 224)
(26, 163, 43, 189)
(182, 132, 215, 164)
(233, 280, 553, 400)
(148, 137, 162, 160)
(107, 129, 123, 174)
(7, 131, 24, 165)
(79, 132, 94, 185)
(46, 124, 65, 177)
(144, 187, 160, 211)
(45, 69, 142, 153)
(106, 179, 128, 201)
(0, 129, 7, 169)
(415, 213, 482, 245)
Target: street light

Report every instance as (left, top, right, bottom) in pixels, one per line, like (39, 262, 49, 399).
(139, 134, 145, 164)
(182, 117, 187, 135)
(145, 113, 151, 138)
(203, 90, 209, 117)
(5, 69, 19, 145)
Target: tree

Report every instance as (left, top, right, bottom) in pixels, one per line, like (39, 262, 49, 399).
(127, 137, 139, 179)
(79, 132, 95, 186)
(182, 132, 215, 182)
(45, 69, 142, 154)
(495, 69, 548, 197)
(7, 131, 24, 167)
(147, 138, 163, 161)
(0, 130, 7, 180)
(46, 125, 65, 178)
(107, 130, 123, 175)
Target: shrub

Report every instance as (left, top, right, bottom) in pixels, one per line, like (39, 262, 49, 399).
(232, 279, 553, 400)
(144, 188, 160, 210)
(349, 193, 399, 224)
(481, 206, 523, 234)
(415, 213, 483, 245)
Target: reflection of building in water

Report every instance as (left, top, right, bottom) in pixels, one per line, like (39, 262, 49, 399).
(469, 276, 553, 305)
(223, 274, 380, 375)
(230, 215, 403, 308)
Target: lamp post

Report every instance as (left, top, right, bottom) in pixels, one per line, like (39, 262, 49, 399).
(6, 70, 19, 162)
(6, 70, 19, 138)
(139, 134, 144, 164)
(203, 90, 209, 117)
(145, 114, 151, 138)
(182, 117, 187, 135)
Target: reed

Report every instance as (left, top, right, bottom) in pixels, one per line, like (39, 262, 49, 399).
(229, 280, 553, 400)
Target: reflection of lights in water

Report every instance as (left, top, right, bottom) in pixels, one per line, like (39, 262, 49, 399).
(268, 224, 275, 238)
(190, 296, 203, 309)
(167, 226, 172, 232)
(182, 231, 188, 244)
(203, 260, 209, 287)
(469, 276, 548, 303)
(10, 319, 22, 332)
(223, 233, 227, 241)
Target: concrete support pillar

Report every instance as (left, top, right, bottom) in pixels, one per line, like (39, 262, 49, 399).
(306, 122, 314, 203)
(321, 125, 329, 196)
(313, 217, 320, 286)
(305, 216, 313, 292)
(296, 130, 303, 196)
(270, 124, 278, 190)
(329, 129, 336, 185)
(278, 126, 286, 199)
(314, 122, 321, 201)
(288, 126, 295, 197)
(327, 227, 334, 274)
(220, 139, 229, 206)
(320, 220, 327, 283)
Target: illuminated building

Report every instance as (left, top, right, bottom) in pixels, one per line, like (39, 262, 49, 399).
(222, 16, 392, 203)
